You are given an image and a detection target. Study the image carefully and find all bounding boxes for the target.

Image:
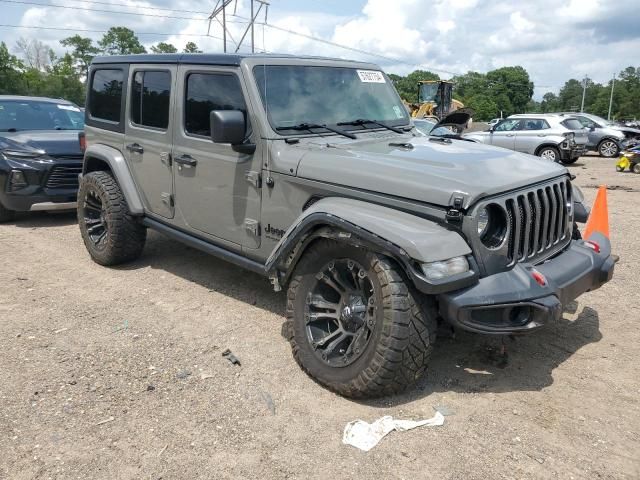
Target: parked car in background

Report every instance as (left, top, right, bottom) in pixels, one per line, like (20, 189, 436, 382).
(0, 96, 84, 221)
(559, 112, 640, 158)
(464, 114, 587, 164)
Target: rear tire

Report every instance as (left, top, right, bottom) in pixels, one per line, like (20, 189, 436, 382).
(598, 139, 619, 158)
(0, 201, 15, 223)
(77, 171, 146, 266)
(538, 146, 560, 162)
(633, 164, 640, 174)
(286, 239, 437, 398)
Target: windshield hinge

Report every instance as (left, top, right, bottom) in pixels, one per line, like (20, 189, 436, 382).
(446, 208, 463, 224)
(245, 170, 262, 188)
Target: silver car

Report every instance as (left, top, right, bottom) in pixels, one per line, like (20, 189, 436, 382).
(464, 114, 588, 164)
(559, 112, 640, 158)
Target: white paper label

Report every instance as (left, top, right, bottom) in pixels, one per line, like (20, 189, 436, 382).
(57, 105, 81, 112)
(357, 70, 385, 83)
(393, 105, 404, 118)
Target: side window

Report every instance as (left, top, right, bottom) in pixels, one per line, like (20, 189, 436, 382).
(522, 119, 549, 130)
(576, 116, 596, 129)
(89, 69, 124, 122)
(495, 119, 521, 132)
(184, 73, 247, 137)
(131, 70, 171, 129)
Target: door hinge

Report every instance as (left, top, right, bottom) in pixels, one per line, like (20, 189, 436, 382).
(244, 218, 260, 236)
(245, 170, 262, 188)
(160, 152, 172, 167)
(161, 192, 174, 207)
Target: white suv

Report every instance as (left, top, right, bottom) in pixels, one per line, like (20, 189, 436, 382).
(464, 114, 588, 164)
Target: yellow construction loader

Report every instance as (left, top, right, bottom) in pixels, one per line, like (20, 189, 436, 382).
(405, 80, 465, 120)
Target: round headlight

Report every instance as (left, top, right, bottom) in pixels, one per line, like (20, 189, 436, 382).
(477, 207, 490, 236)
(478, 204, 508, 249)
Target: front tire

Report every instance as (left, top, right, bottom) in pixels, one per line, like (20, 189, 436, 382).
(538, 146, 560, 162)
(286, 239, 437, 398)
(77, 171, 146, 266)
(598, 139, 619, 158)
(0, 201, 15, 223)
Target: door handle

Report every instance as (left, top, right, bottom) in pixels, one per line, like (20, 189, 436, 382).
(174, 154, 198, 167)
(506, 134, 515, 137)
(126, 143, 144, 154)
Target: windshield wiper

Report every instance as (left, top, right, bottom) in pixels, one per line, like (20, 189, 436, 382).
(275, 122, 356, 140)
(337, 118, 404, 134)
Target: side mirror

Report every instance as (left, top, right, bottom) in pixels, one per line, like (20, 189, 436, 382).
(589, 125, 596, 131)
(210, 110, 245, 145)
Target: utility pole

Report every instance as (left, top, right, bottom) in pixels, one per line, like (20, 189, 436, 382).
(608, 74, 616, 121)
(235, 0, 269, 53)
(580, 76, 587, 112)
(208, 0, 269, 54)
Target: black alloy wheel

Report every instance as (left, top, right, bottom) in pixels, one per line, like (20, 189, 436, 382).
(305, 258, 376, 367)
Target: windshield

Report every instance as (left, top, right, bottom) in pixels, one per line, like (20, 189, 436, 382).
(253, 65, 409, 134)
(418, 83, 438, 103)
(0, 100, 84, 131)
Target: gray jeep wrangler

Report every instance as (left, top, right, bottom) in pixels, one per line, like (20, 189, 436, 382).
(79, 54, 615, 398)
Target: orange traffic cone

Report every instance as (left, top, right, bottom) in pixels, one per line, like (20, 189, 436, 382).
(583, 185, 609, 239)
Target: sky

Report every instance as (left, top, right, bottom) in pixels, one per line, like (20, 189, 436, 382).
(1, 0, 639, 99)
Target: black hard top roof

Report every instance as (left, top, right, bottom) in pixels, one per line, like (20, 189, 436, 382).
(91, 53, 373, 66)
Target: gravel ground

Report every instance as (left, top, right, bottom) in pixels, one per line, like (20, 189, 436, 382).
(0, 155, 638, 479)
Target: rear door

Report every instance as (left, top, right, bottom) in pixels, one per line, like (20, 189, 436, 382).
(171, 66, 262, 249)
(124, 66, 176, 218)
(515, 118, 550, 154)
(489, 119, 520, 150)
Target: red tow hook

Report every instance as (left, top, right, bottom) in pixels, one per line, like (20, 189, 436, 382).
(531, 269, 547, 287)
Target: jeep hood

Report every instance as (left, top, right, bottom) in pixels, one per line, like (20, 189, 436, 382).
(292, 135, 567, 209)
(0, 130, 83, 157)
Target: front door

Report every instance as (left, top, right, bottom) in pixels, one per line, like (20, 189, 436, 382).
(490, 119, 520, 150)
(124, 66, 176, 218)
(171, 66, 262, 249)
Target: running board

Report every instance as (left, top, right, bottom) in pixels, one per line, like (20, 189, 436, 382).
(141, 217, 267, 276)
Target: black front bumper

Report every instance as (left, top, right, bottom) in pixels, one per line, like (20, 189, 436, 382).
(0, 157, 81, 212)
(438, 233, 615, 334)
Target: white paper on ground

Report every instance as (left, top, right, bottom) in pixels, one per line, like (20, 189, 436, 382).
(342, 411, 445, 451)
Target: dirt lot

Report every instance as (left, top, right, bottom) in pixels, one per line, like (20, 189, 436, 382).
(1, 155, 638, 479)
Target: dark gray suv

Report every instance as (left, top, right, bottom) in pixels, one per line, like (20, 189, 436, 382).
(78, 54, 615, 398)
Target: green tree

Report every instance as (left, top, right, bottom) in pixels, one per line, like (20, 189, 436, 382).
(0, 41, 25, 94)
(60, 35, 99, 80)
(183, 41, 202, 53)
(98, 27, 146, 55)
(151, 42, 178, 54)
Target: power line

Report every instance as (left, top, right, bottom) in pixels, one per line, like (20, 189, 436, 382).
(0, 0, 209, 20)
(50, 0, 212, 15)
(0, 23, 219, 38)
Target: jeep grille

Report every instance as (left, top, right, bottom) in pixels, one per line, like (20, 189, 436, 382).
(504, 178, 572, 265)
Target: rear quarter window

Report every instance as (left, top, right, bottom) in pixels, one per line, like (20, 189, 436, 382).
(89, 69, 124, 122)
(86, 65, 129, 133)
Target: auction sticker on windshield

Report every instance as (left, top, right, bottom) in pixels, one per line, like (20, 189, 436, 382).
(357, 70, 385, 83)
